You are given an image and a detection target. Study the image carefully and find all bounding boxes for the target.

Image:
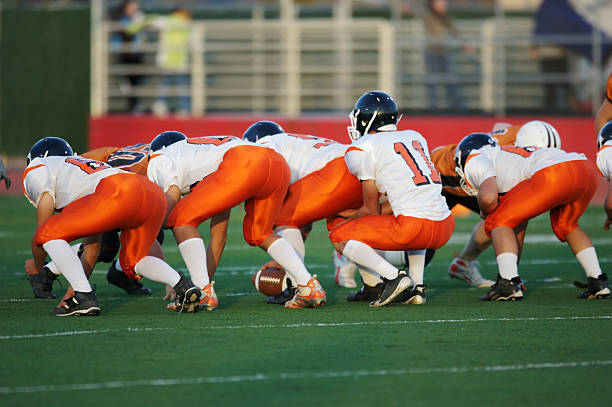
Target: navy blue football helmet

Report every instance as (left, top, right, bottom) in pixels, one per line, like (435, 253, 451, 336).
(150, 131, 187, 152)
(348, 91, 399, 141)
(454, 132, 498, 196)
(242, 121, 285, 142)
(27, 137, 74, 165)
(598, 121, 612, 149)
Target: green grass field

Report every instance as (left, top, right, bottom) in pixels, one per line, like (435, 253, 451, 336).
(0, 196, 610, 406)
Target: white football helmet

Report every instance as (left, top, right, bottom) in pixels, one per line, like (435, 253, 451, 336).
(515, 121, 561, 149)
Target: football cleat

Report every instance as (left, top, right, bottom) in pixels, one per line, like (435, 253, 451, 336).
(172, 273, 201, 313)
(369, 271, 412, 307)
(106, 261, 152, 295)
(449, 258, 494, 288)
(267, 281, 296, 305)
(397, 284, 427, 305)
(333, 251, 357, 288)
(480, 275, 524, 301)
(574, 273, 610, 299)
(346, 282, 384, 302)
(29, 267, 58, 299)
(51, 291, 100, 317)
(285, 275, 326, 308)
(199, 281, 218, 311)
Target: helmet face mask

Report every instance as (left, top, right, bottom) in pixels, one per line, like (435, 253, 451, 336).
(598, 121, 612, 150)
(27, 137, 74, 165)
(150, 131, 187, 153)
(347, 91, 399, 141)
(242, 121, 284, 143)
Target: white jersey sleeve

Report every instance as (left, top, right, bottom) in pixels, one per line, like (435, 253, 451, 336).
(23, 160, 55, 207)
(596, 142, 612, 181)
(147, 154, 180, 193)
(345, 146, 376, 181)
(463, 153, 496, 194)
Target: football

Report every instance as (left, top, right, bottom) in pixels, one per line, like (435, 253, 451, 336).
(252, 261, 288, 296)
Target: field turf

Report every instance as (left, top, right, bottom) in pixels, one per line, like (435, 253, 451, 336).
(0, 196, 610, 406)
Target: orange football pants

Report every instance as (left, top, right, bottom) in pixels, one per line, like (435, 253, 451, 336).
(329, 213, 455, 251)
(484, 159, 597, 242)
(34, 173, 167, 279)
(167, 145, 290, 246)
(274, 157, 363, 228)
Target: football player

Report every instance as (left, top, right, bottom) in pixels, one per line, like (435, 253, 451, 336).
(329, 91, 454, 307)
(443, 120, 562, 287)
(596, 122, 612, 230)
(147, 131, 326, 309)
(595, 71, 612, 134)
(23, 137, 201, 316)
(454, 133, 609, 301)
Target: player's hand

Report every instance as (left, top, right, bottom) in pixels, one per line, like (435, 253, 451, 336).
(0, 159, 11, 189)
(163, 284, 176, 301)
(336, 208, 358, 218)
(24, 258, 41, 276)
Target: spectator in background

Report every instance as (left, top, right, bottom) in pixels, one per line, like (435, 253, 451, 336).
(0, 157, 11, 190)
(423, 0, 473, 112)
(111, 0, 146, 114)
(151, 8, 192, 117)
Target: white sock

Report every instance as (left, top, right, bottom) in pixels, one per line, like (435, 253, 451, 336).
(407, 249, 426, 285)
(267, 238, 311, 285)
(343, 240, 398, 280)
(358, 267, 384, 286)
(42, 240, 91, 292)
(134, 256, 181, 287)
(178, 238, 209, 288)
(44, 243, 83, 275)
(379, 250, 407, 268)
(496, 252, 519, 280)
(575, 247, 602, 279)
(275, 227, 305, 261)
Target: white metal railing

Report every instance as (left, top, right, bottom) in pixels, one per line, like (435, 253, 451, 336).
(90, 4, 609, 117)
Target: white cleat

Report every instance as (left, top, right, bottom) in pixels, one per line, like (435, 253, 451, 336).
(333, 251, 357, 288)
(448, 258, 494, 288)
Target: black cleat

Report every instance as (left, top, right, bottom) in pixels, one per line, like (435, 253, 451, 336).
(52, 291, 100, 316)
(29, 267, 58, 299)
(396, 284, 427, 305)
(370, 271, 411, 307)
(346, 282, 384, 302)
(267, 280, 296, 305)
(480, 275, 524, 301)
(574, 273, 610, 299)
(106, 261, 152, 295)
(172, 273, 201, 313)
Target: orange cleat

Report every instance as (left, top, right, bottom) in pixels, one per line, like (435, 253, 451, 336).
(199, 281, 218, 311)
(285, 275, 326, 308)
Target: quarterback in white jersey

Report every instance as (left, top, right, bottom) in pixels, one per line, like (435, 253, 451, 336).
(147, 131, 326, 309)
(329, 92, 454, 307)
(24, 137, 201, 316)
(596, 121, 612, 230)
(455, 133, 609, 301)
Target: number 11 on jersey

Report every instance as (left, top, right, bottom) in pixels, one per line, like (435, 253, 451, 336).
(394, 141, 442, 186)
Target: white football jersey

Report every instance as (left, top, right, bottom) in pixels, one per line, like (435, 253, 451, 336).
(147, 136, 271, 194)
(256, 133, 348, 184)
(344, 130, 450, 220)
(464, 145, 587, 194)
(597, 140, 612, 181)
(23, 155, 122, 209)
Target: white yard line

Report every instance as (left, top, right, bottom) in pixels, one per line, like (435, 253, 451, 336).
(1, 359, 610, 394)
(1, 315, 609, 341)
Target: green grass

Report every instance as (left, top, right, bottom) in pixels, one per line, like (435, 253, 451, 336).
(0, 196, 610, 406)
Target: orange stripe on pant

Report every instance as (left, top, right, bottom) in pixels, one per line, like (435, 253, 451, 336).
(484, 159, 598, 242)
(166, 145, 290, 246)
(34, 173, 166, 279)
(274, 157, 362, 228)
(329, 214, 455, 251)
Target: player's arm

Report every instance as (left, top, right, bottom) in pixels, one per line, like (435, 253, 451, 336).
(163, 185, 181, 227)
(206, 209, 230, 278)
(595, 98, 612, 134)
(32, 192, 55, 273)
(476, 176, 499, 218)
(347, 180, 380, 221)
